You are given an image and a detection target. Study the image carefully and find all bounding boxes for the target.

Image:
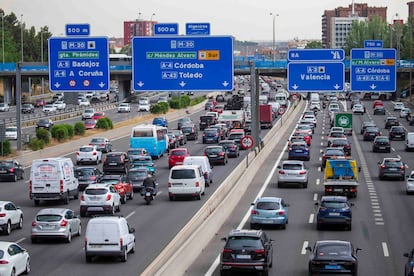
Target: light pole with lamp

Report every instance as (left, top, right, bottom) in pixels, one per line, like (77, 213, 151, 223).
(150, 13, 155, 36)
(269, 12, 278, 63)
(390, 13, 399, 48)
(20, 14, 23, 62)
(1, 11, 4, 64)
(40, 28, 45, 95)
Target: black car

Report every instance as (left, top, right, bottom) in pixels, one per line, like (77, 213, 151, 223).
(21, 103, 35, 113)
(330, 138, 351, 155)
(220, 229, 273, 275)
(372, 136, 391, 153)
(102, 152, 129, 174)
(360, 121, 376, 134)
(378, 157, 405, 180)
(202, 128, 221, 144)
(74, 167, 104, 191)
(216, 94, 225, 102)
(219, 140, 240, 158)
(389, 126, 406, 140)
(181, 124, 198, 140)
(306, 240, 360, 275)
(204, 145, 228, 165)
(373, 105, 386, 115)
(177, 117, 192, 130)
(315, 196, 353, 231)
(363, 126, 380, 141)
(36, 118, 54, 130)
(89, 137, 112, 153)
(199, 115, 215, 131)
(126, 167, 151, 192)
(385, 116, 399, 129)
(404, 249, 414, 276)
(0, 160, 24, 182)
(170, 129, 187, 145)
(244, 121, 252, 134)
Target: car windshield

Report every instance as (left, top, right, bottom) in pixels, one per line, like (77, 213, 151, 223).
(391, 127, 404, 132)
(128, 149, 145, 155)
(5, 127, 16, 132)
(171, 150, 187, 156)
(91, 138, 104, 143)
(182, 126, 193, 132)
(226, 236, 262, 249)
(332, 140, 348, 146)
(375, 137, 389, 143)
(205, 147, 222, 154)
(85, 188, 107, 195)
(128, 170, 147, 178)
(256, 201, 280, 210)
(75, 169, 94, 176)
(36, 214, 63, 222)
(325, 149, 344, 156)
(282, 163, 303, 170)
(229, 133, 244, 139)
(365, 127, 379, 132)
(321, 201, 348, 208)
(205, 129, 217, 134)
(171, 169, 196, 179)
(0, 161, 12, 169)
(384, 160, 403, 167)
(387, 118, 397, 122)
(316, 244, 351, 257)
(330, 132, 344, 137)
(80, 147, 94, 152)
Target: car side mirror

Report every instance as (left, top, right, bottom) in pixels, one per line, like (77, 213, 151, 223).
(377, 162, 381, 165)
(251, 202, 255, 206)
(277, 166, 281, 169)
(350, 203, 355, 207)
(129, 228, 135, 233)
(356, 248, 362, 254)
(404, 253, 410, 258)
(221, 237, 227, 242)
(305, 246, 312, 252)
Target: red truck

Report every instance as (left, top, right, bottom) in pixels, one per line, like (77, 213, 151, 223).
(259, 104, 274, 129)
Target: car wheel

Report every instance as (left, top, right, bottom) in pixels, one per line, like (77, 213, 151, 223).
(116, 203, 121, 212)
(121, 194, 127, 204)
(250, 223, 257, 229)
(120, 248, 128, 262)
(24, 257, 30, 274)
(4, 221, 11, 235)
(63, 195, 69, 205)
(18, 216, 23, 229)
(13, 174, 17, 182)
(110, 205, 115, 215)
(80, 211, 86, 217)
(169, 195, 174, 201)
(303, 182, 308, 189)
(10, 268, 16, 276)
(196, 193, 201, 200)
(129, 191, 134, 200)
(85, 255, 93, 263)
(77, 225, 82, 236)
(66, 231, 72, 243)
(379, 175, 384, 180)
(316, 223, 322, 230)
(34, 200, 40, 206)
(277, 182, 283, 188)
(347, 224, 352, 231)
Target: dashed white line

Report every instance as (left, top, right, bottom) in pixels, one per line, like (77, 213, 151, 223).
(308, 214, 314, 224)
(316, 179, 320, 185)
(319, 157, 322, 162)
(301, 241, 309, 255)
(15, 237, 25, 243)
(382, 242, 389, 257)
(313, 193, 318, 201)
(126, 211, 135, 219)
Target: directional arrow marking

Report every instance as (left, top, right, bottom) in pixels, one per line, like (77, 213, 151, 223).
(334, 84, 341, 90)
(98, 82, 106, 88)
(137, 81, 144, 87)
(179, 81, 186, 87)
(222, 81, 229, 87)
(54, 82, 61, 88)
(370, 84, 377, 90)
(292, 84, 299, 90)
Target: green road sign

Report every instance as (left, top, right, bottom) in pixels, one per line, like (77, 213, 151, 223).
(335, 113, 352, 129)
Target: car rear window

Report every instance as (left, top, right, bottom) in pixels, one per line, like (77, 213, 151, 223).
(0, 161, 12, 169)
(128, 170, 147, 178)
(106, 155, 121, 162)
(182, 126, 193, 132)
(91, 138, 104, 143)
(256, 201, 280, 210)
(85, 188, 108, 195)
(321, 201, 347, 208)
(325, 149, 344, 156)
(36, 214, 62, 222)
(316, 244, 350, 257)
(75, 169, 94, 176)
(205, 147, 222, 154)
(171, 150, 187, 156)
(384, 160, 403, 167)
(376, 138, 389, 143)
(80, 147, 93, 152)
(205, 129, 217, 134)
(226, 236, 263, 249)
(282, 163, 303, 170)
(229, 133, 244, 139)
(171, 169, 196, 179)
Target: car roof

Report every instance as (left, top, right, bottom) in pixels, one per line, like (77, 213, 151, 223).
(281, 160, 304, 165)
(321, 196, 348, 202)
(36, 208, 70, 216)
(315, 240, 351, 247)
(228, 229, 264, 238)
(256, 197, 282, 203)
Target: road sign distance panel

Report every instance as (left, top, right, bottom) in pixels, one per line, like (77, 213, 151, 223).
(65, 24, 90, 36)
(186, 23, 210, 35)
(154, 23, 179, 35)
(288, 49, 345, 61)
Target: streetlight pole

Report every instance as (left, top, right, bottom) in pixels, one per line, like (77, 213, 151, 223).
(270, 12, 278, 63)
(20, 14, 23, 62)
(41, 28, 44, 95)
(150, 13, 155, 36)
(1, 11, 4, 64)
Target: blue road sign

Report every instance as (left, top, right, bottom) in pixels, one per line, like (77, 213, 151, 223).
(287, 62, 345, 92)
(350, 48, 396, 92)
(364, 40, 383, 48)
(186, 23, 210, 35)
(132, 36, 233, 91)
(288, 49, 345, 61)
(153, 23, 179, 35)
(65, 24, 90, 36)
(48, 37, 109, 92)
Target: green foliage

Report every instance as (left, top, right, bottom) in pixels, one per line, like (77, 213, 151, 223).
(28, 137, 44, 151)
(0, 140, 12, 156)
(305, 41, 323, 49)
(52, 125, 68, 141)
(61, 124, 74, 138)
(180, 95, 191, 108)
(150, 102, 169, 114)
(169, 98, 181, 109)
(96, 118, 113, 130)
(74, 122, 86, 136)
(36, 128, 50, 144)
(190, 96, 206, 106)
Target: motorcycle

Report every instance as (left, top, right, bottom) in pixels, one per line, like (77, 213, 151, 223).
(141, 186, 156, 205)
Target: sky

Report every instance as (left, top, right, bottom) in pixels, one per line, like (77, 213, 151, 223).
(0, 0, 409, 42)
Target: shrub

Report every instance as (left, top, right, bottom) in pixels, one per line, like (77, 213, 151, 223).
(158, 102, 169, 113)
(53, 126, 68, 142)
(190, 96, 206, 106)
(29, 137, 44, 151)
(169, 98, 181, 109)
(96, 118, 113, 130)
(0, 140, 12, 156)
(62, 124, 75, 138)
(74, 122, 86, 136)
(180, 95, 191, 108)
(36, 128, 50, 144)
(150, 102, 169, 114)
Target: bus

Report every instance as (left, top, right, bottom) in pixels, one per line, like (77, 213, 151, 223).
(130, 124, 168, 159)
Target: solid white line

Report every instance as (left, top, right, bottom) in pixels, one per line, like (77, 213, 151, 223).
(382, 242, 389, 257)
(126, 211, 135, 219)
(301, 241, 309, 255)
(313, 193, 318, 201)
(308, 214, 314, 224)
(15, 237, 25, 243)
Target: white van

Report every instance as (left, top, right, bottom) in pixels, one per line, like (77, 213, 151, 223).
(406, 132, 414, 151)
(85, 216, 135, 262)
(183, 156, 213, 186)
(168, 165, 206, 201)
(29, 158, 79, 205)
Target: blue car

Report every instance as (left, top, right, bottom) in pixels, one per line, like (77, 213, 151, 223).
(288, 141, 310, 161)
(129, 155, 156, 175)
(202, 128, 220, 144)
(316, 196, 352, 231)
(152, 117, 168, 127)
(250, 197, 289, 229)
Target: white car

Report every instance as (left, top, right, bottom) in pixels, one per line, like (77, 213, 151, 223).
(118, 103, 131, 113)
(138, 101, 150, 112)
(0, 242, 30, 275)
(5, 126, 18, 140)
(158, 96, 168, 103)
(42, 104, 57, 113)
(302, 114, 317, 126)
(0, 103, 10, 112)
(407, 171, 414, 194)
(76, 145, 102, 165)
(309, 101, 320, 110)
(53, 100, 66, 110)
(78, 97, 90, 107)
(400, 108, 411, 118)
(393, 102, 405, 111)
(85, 91, 95, 98)
(352, 103, 365, 114)
(277, 160, 308, 188)
(80, 183, 121, 217)
(81, 108, 95, 120)
(0, 201, 23, 235)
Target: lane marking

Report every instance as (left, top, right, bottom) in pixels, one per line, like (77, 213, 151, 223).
(308, 214, 314, 224)
(316, 179, 320, 185)
(382, 242, 390, 257)
(15, 237, 25, 243)
(126, 211, 135, 219)
(301, 241, 309, 255)
(313, 193, 318, 201)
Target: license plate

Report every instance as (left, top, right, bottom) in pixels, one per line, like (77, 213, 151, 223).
(109, 162, 117, 165)
(325, 264, 340, 270)
(145, 192, 151, 196)
(379, 147, 385, 149)
(264, 220, 274, 224)
(0, 170, 7, 173)
(88, 207, 103, 211)
(210, 155, 217, 157)
(236, 254, 251, 260)
(329, 212, 340, 216)
(334, 188, 343, 192)
(296, 150, 303, 153)
(89, 245, 102, 248)
(40, 225, 54, 230)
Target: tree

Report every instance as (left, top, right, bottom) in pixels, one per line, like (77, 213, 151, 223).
(305, 41, 322, 49)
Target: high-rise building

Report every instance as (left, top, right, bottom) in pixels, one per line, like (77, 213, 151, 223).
(123, 20, 157, 46)
(322, 3, 387, 48)
(408, 1, 414, 17)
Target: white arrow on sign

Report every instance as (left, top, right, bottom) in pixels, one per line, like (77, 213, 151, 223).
(370, 84, 377, 90)
(292, 84, 299, 90)
(222, 81, 229, 87)
(137, 81, 144, 87)
(54, 82, 61, 88)
(334, 84, 341, 90)
(98, 82, 106, 88)
(179, 81, 186, 87)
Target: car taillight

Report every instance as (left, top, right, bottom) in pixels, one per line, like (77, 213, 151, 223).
(103, 156, 107, 163)
(254, 249, 265, 254)
(29, 180, 32, 193)
(168, 182, 172, 188)
(60, 180, 64, 193)
(380, 165, 385, 168)
(326, 187, 333, 192)
(195, 181, 200, 187)
(9, 167, 14, 172)
(219, 152, 225, 156)
(60, 220, 68, 227)
(106, 194, 112, 201)
(93, 152, 97, 156)
(288, 148, 292, 151)
(251, 210, 259, 215)
(80, 194, 85, 201)
(0, 260, 9, 264)
(223, 248, 232, 253)
(401, 166, 405, 170)
(278, 210, 285, 216)
(350, 187, 356, 193)
(278, 170, 285, 174)
(31, 221, 36, 227)
(0, 213, 5, 217)
(299, 170, 307, 175)
(120, 238, 124, 248)
(76, 152, 80, 156)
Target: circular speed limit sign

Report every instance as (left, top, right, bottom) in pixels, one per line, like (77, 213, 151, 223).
(278, 107, 286, 115)
(241, 135, 254, 150)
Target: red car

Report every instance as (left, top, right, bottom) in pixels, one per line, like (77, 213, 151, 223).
(373, 100, 384, 108)
(168, 148, 190, 169)
(34, 99, 46, 107)
(100, 175, 133, 204)
(92, 111, 106, 120)
(294, 131, 311, 146)
(212, 105, 225, 114)
(84, 119, 97, 129)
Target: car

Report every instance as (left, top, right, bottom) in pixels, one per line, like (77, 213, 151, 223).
(89, 137, 112, 153)
(373, 105, 386, 115)
(385, 116, 399, 129)
(306, 240, 360, 275)
(34, 98, 46, 107)
(168, 148, 190, 169)
(220, 229, 273, 275)
(157, 96, 168, 103)
(76, 145, 102, 165)
(330, 138, 351, 155)
(296, 124, 313, 136)
(36, 118, 54, 130)
(80, 183, 121, 217)
(277, 160, 308, 188)
(167, 133, 179, 150)
(21, 103, 34, 113)
(288, 141, 310, 161)
(102, 152, 129, 174)
(42, 104, 57, 113)
(152, 117, 168, 127)
(92, 111, 106, 120)
(128, 155, 156, 175)
(177, 117, 192, 130)
(211, 104, 225, 114)
(81, 108, 96, 120)
(138, 97, 150, 112)
(117, 103, 131, 113)
(322, 148, 345, 168)
(31, 208, 81, 243)
(0, 160, 24, 182)
(126, 148, 149, 160)
(126, 167, 151, 192)
(298, 119, 315, 132)
(372, 136, 391, 153)
(181, 124, 198, 140)
(302, 114, 317, 126)
(288, 135, 306, 146)
(378, 157, 406, 180)
(0, 201, 23, 235)
(216, 94, 225, 102)
(250, 197, 289, 229)
(199, 115, 216, 131)
(393, 102, 405, 111)
(327, 131, 346, 146)
(363, 126, 381, 141)
(202, 128, 221, 144)
(100, 174, 134, 203)
(373, 99, 384, 108)
(169, 129, 186, 145)
(0, 241, 30, 275)
(404, 249, 414, 275)
(5, 126, 18, 140)
(168, 165, 206, 200)
(84, 91, 95, 98)
(84, 119, 97, 129)
(389, 125, 406, 140)
(74, 167, 104, 191)
(401, 107, 411, 118)
(52, 92, 64, 101)
(209, 124, 226, 140)
(0, 103, 10, 112)
(204, 145, 228, 165)
(294, 131, 311, 146)
(78, 98, 91, 107)
(352, 103, 365, 114)
(360, 121, 376, 134)
(219, 139, 240, 158)
(227, 129, 246, 149)
(204, 101, 214, 111)
(53, 100, 66, 110)
(406, 171, 414, 195)
(315, 196, 353, 230)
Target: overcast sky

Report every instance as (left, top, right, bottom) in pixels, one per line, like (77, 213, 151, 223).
(1, 0, 409, 41)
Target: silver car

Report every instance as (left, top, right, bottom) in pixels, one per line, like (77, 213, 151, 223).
(31, 208, 81, 243)
(406, 171, 414, 194)
(277, 160, 308, 188)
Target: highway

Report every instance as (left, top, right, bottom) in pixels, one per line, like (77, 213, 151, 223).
(186, 98, 414, 275)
